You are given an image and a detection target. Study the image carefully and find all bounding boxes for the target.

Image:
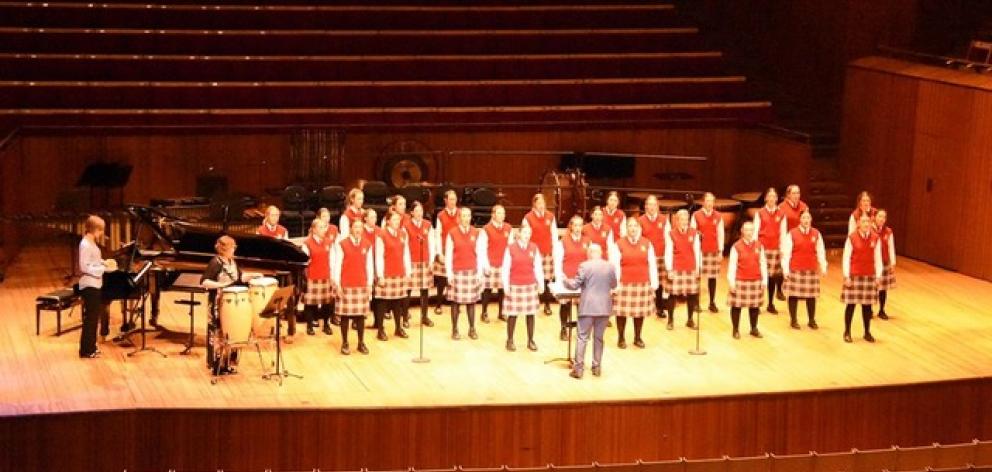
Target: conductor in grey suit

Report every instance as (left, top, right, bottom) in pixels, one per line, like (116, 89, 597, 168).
(563, 243, 617, 378)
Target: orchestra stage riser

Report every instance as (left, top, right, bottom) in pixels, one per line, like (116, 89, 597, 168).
(2, 378, 990, 472)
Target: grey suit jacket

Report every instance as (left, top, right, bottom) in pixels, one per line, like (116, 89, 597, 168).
(563, 258, 618, 317)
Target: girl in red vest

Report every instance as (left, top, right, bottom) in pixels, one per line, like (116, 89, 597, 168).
(638, 195, 670, 319)
(301, 219, 336, 336)
(403, 201, 435, 328)
(842, 215, 884, 343)
(874, 210, 897, 320)
(373, 210, 412, 341)
(753, 187, 786, 313)
(500, 226, 544, 351)
(445, 207, 484, 340)
(691, 192, 725, 313)
(603, 191, 627, 239)
(848, 191, 877, 235)
(382, 194, 408, 228)
(582, 206, 616, 254)
(522, 193, 558, 317)
(664, 210, 701, 331)
(257, 205, 288, 239)
(317, 207, 332, 229)
(779, 184, 809, 233)
(479, 204, 512, 323)
(611, 217, 658, 348)
(332, 218, 374, 355)
(339, 188, 365, 237)
(434, 189, 460, 314)
(781, 209, 827, 330)
(727, 221, 768, 339)
(553, 215, 590, 341)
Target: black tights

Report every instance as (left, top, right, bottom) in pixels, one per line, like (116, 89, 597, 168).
(844, 304, 873, 335)
(787, 297, 817, 322)
(373, 298, 406, 332)
(506, 315, 535, 342)
(451, 304, 476, 332)
(616, 316, 645, 342)
(730, 307, 760, 333)
(339, 315, 366, 346)
(879, 290, 888, 314)
(767, 276, 783, 305)
(303, 303, 333, 327)
(434, 277, 447, 312)
(666, 294, 698, 325)
(707, 278, 718, 306)
(481, 289, 504, 317)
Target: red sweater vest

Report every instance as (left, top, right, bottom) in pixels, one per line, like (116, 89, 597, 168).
(436, 208, 459, 251)
(362, 226, 381, 246)
(603, 208, 625, 238)
(343, 207, 363, 227)
(617, 237, 651, 283)
(849, 232, 879, 277)
(305, 236, 331, 280)
(507, 242, 539, 285)
(757, 207, 783, 249)
(669, 228, 698, 272)
(525, 210, 554, 255)
(638, 213, 667, 255)
(779, 200, 808, 231)
(788, 228, 820, 272)
(484, 222, 512, 266)
(693, 209, 722, 253)
(338, 238, 371, 288)
(561, 234, 590, 278)
(380, 228, 407, 278)
(878, 226, 893, 266)
(324, 225, 339, 242)
(257, 223, 287, 239)
(449, 227, 480, 272)
(582, 223, 612, 250)
(734, 239, 763, 281)
(403, 218, 432, 263)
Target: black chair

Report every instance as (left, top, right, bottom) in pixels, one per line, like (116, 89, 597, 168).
(281, 185, 313, 237)
(398, 184, 432, 207)
(361, 180, 390, 205)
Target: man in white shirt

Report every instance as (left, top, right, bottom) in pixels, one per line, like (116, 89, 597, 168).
(77, 215, 117, 358)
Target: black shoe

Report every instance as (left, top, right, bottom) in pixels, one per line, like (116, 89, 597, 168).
(686, 319, 697, 330)
(733, 331, 741, 339)
(481, 312, 490, 323)
(527, 340, 538, 351)
(452, 330, 461, 340)
(667, 322, 674, 331)
(656, 308, 667, 319)
(617, 339, 627, 349)
(864, 333, 876, 343)
(776, 292, 786, 301)
(307, 324, 316, 336)
(569, 369, 583, 379)
(421, 317, 434, 327)
(376, 330, 388, 342)
(591, 366, 601, 377)
(708, 303, 719, 313)
(559, 327, 568, 341)
(633, 338, 646, 349)
(322, 323, 333, 335)
(434, 306, 443, 315)
(358, 343, 370, 354)
(148, 317, 159, 328)
(749, 329, 763, 338)
(808, 321, 819, 330)
(878, 312, 889, 320)
(79, 351, 101, 359)
(331, 315, 341, 326)
(341, 343, 351, 355)
(843, 333, 853, 343)
(767, 304, 778, 314)
(395, 328, 409, 339)
(790, 321, 801, 330)
(468, 328, 479, 340)
(506, 340, 516, 352)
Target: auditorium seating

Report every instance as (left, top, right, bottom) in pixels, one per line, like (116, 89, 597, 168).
(0, 1, 772, 129)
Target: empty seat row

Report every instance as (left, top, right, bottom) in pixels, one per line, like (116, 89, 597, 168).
(0, 27, 702, 55)
(0, 78, 751, 109)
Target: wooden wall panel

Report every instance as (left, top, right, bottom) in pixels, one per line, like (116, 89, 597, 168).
(1, 379, 990, 472)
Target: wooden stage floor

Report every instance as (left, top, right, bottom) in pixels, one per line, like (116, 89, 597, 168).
(3, 245, 992, 417)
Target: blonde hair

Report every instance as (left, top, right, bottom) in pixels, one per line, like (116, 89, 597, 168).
(215, 235, 236, 254)
(83, 215, 105, 234)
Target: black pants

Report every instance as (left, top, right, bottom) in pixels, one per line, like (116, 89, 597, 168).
(373, 298, 406, 332)
(79, 287, 108, 356)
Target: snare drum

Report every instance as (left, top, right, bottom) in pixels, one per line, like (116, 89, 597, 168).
(249, 277, 279, 337)
(713, 198, 742, 230)
(219, 286, 253, 345)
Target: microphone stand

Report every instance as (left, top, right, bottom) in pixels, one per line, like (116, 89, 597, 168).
(686, 193, 707, 356)
(413, 231, 430, 363)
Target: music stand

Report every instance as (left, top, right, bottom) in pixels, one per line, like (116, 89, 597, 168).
(260, 285, 301, 385)
(546, 283, 579, 367)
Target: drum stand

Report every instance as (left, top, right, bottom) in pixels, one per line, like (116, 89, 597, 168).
(261, 286, 301, 386)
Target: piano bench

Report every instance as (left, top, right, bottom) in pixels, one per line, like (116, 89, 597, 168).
(36, 289, 81, 336)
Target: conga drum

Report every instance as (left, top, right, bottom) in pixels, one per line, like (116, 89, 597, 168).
(658, 199, 687, 223)
(714, 198, 742, 230)
(249, 276, 279, 337)
(219, 286, 253, 345)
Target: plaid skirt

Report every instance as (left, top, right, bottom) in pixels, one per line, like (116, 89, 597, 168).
(765, 249, 783, 277)
(878, 266, 896, 291)
(783, 270, 821, 299)
(446, 270, 481, 304)
(613, 282, 656, 318)
(484, 267, 504, 291)
(669, 270, 700, 296)
(656, 257, 671, 292)
(374, 276, 409, 300)
(409, 262, 434, 290)
(728, 279, 764, 308)
(701, 252, 722, 279)
(503, 283, 540, 316)
(336, 286, 371, 317)
(841, 276, 878, 305)
(542, 254, 554, 281)
(302, 278, 334, 306)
